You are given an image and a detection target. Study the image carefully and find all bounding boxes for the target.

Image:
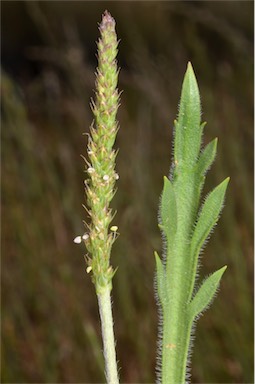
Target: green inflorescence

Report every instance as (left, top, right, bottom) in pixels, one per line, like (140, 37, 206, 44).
(155, 62, 229, 384)
(83, 11, 120, 295)
(78, 11, 120, 384)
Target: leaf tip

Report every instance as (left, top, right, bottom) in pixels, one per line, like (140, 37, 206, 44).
(185, 61, 198, 84)
(187, 61, 194, 72)
(222, 177, 230, 192)
(220, 177, 230, 190)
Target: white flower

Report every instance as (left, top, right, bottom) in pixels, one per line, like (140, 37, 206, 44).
(87, 167, 95, 174)
(103, 174, 109, 181)
(86, 266, 92, 273)
(73, 236, 82, 244)
(114, 173, 119, 180)
(110, 225, 118, 232)
(82, 233, 89, 240)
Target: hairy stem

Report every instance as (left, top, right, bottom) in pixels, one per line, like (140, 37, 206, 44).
(155, 63, 228, 384)
(97, 289, 119, 384)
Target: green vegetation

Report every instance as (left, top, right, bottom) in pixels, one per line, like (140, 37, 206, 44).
(155, 63, 228, 383)
(78, 11, 120, 383)
(75, 16, 229, 383)
(1, 3, 253, 383)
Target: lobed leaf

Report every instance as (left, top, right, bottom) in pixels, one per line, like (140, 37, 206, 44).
(192, 138, 218, 208)
(159, 176, 177, 242)
(196, 137, 218, 177)
(154, 251, 166, 308)
(188, 266, 227, 320)
(191, 177, 230, 261)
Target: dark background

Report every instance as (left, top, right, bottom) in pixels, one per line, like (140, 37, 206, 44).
(1, 1, 254, 383)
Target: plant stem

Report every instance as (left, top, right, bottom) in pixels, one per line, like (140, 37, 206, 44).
(97, 289, 119, 384)
(162, 309, 192, 383)
(75, 10, 120, 383)
(155, 63, 229, 383)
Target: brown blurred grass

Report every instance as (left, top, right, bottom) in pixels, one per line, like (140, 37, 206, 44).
(1, 2, 253, 383)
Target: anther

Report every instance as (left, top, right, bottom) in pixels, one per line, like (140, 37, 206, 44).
(74, 236, 82, 244)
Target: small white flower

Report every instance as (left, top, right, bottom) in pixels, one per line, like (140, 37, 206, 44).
(114, 173, 119, 180)
(82, 233, 89, 240)
(110, 225, 118, 232)
(86, 266, 92, 274)
(87, 167, 95, 174)
(103, 174, 109, 181)
(73, 236, 82, 244)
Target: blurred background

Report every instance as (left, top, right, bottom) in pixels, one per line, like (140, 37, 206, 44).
(1, 1, 254, 383)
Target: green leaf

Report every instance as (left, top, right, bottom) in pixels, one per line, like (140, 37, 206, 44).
(174, 62, 202, 168)
(196, 137, 218, 177)
(191, 177, 230, 261)
(188, 266, 227, 319)
(192, 138, 218, 208)
(159, 176, 177, 242)
(154, 251, 166, 308)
